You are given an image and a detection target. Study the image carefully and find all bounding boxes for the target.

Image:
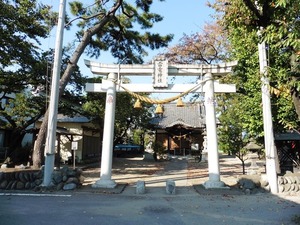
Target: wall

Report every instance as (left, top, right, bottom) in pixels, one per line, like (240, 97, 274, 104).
(34, 120, 101, 164)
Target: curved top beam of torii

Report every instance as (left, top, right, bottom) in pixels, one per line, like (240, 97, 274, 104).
(85, 59, 238, 77)
(85, 58, 238, 94)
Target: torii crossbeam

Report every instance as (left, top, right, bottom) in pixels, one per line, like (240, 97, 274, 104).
(85, 58, 238, 189)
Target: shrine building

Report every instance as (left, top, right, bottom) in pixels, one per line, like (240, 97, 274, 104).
(151, 103, 207, 156)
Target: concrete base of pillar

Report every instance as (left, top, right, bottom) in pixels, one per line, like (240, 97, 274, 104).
(203, 180, 227, 189)
(92, 179, 117, 189)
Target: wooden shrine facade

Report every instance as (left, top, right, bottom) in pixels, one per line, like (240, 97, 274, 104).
(151, 103, 206, 156)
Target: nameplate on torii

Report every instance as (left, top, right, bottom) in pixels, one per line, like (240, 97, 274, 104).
(153, 58, 168, 88)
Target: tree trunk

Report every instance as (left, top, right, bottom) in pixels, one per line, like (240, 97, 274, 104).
(31, 5, 119, 168)
(8, 130, 24, 153)
(32, 110, 48, 169)
(290, 52, 300, 120)
(242, 160, 246, 174)
(292, 89, 300, 120)
(236, 153, 246, 175)
(6, 130, 26, 165)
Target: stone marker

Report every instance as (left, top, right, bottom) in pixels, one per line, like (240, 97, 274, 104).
(166, 179, 176, 195)
(136, 180, 145, 194)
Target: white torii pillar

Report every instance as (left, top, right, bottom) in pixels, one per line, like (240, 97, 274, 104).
(85, 58, 237, 189)
(92, 73, 117, 188)
(203, 73, 225, 188)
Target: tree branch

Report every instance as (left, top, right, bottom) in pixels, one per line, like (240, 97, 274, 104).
(242, 0, 264, 25)
(65, 0, 121, 28)
(65, 12, 106, 28)
(121, 3, 134, 18)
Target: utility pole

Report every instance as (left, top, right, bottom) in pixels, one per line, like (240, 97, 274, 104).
(258, 36, 278, 194)
(43, 0, 66, 186)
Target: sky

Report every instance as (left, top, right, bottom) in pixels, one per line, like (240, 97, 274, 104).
(44, 0, 215, 78)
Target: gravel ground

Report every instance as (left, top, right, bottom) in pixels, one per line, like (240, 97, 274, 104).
(81, 154, 250, 189)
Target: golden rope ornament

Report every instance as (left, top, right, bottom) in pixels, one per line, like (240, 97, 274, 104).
(112, 79, 207, 105)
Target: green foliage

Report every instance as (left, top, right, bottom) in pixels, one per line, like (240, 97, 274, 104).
(82, 91, 152, 145)
(0, 0, 52, 155)
(218, 95, 244, 153)
(217, 91, 253, 174)
(0, 0, 173, 165)
(218, 94, 248, 144)
(132, 129, 144, 145)
(205, 1, 300, 173)
(154, 0, 300, 172)
(152, 141, 165, 158)
(65, 0, 173, 149)
(1, 93, 39, 128)
(210, 0, 300, 121)
(0, 0, 52, 93)
(68, 0, 173, 64)
(209, 0, 300, 134)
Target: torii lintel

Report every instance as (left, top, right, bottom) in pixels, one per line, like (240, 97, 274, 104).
(86, 81, 236, 93)
(84, 59, 238, 77)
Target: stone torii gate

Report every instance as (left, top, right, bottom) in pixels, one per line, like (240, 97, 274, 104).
(85, 58, 237, 189)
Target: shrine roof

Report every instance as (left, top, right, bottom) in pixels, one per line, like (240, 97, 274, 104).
(275, 130, 300, 141)
(150, 103, 205, 129)
(56, 114, 90, 123)
(38, 114, 90, 123)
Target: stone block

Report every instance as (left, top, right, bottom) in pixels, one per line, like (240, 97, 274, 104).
(0, 180, 8, 189)
(136, 180, 145, 194)
(66, 177, 79, 184)
(16, 181, 25, 190)
(63, 183, 77, 191)
(52, 171, 63, 184)
(238, 178, 256, 190)
(166, 179, 176, 195)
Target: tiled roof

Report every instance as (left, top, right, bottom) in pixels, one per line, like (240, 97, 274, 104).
(275, 130, 300, 140)
(56, 114, 90, 123)
(38, 114, 90, 123)
(151, 103, 205, 129)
